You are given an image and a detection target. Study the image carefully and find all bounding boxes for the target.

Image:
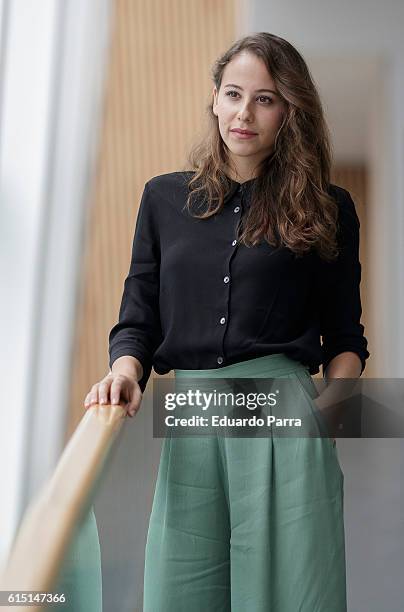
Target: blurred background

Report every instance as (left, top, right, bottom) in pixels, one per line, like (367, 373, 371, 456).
(1, 0, 403, 610)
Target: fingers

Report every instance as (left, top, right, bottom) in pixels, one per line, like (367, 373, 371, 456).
(98, 375, 114, 405)
(109, 375, 127, 405)
(84, 382, 103, 408)
(83, 374, 142, 419)
(126, 385, 143, 417)
(84, 374, 114, 408)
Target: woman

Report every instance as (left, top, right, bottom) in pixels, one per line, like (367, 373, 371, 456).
(85, 32, 369, 611)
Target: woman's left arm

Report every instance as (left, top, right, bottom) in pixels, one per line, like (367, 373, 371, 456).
(324, 350, 362, 379)
(314, 350, 363, 440)
(313, 187, 370, 435)
(316, 186, 370, 379)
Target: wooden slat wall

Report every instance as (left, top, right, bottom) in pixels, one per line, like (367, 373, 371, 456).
(66, 0, 236, 439)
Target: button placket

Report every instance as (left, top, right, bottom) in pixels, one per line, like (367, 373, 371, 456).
(217, 189, 244, 368)
(217, 274, 230, 365)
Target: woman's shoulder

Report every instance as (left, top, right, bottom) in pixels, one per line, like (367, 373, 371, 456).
(328, 183, 360, 229)
(142, 171, 197, 217)
(325, 184, 361, 256)
(146, 170, 195, 192)
(328, 182, 353, 203)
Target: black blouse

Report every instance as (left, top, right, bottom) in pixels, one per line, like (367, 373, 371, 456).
(109, 171, 370, 392)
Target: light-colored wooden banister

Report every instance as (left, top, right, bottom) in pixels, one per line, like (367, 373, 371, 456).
(0, 404, 127, 611)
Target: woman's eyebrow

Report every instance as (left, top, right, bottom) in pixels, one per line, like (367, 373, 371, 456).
(223, 83, 279, 96)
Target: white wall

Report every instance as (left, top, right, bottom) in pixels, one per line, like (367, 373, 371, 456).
(0, 0, 59, 565)
(0, 0, 112, 563)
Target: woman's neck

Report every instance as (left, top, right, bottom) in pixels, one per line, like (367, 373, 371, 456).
(223, 161, 260, 184)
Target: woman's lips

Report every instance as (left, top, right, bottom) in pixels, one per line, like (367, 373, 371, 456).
(230, 130, 257, 139)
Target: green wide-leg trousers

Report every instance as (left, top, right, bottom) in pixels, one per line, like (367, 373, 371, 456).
(143, 354, 346, 612)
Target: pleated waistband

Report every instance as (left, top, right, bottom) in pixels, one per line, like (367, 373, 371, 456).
(174, 353, 309, 380)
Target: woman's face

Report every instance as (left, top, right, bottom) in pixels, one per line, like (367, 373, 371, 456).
(212, 51, 286, 176)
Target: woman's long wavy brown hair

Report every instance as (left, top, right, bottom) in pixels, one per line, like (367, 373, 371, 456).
(182, 32, 339, 261)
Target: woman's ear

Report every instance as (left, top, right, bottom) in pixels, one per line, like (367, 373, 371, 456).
(212, 86, 218, 117)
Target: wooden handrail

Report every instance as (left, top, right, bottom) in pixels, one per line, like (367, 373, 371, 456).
(0, 403, 127, 611)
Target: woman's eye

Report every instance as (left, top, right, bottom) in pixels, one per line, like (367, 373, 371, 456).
(225, 90, 239, 98)
(225, 91, 273, 104)
(257, 95, 273, 104)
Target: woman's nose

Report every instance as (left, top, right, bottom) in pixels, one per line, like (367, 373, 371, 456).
(237, 105, 253, 121)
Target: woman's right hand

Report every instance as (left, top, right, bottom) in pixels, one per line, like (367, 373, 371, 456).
(83, 372, 143, 417)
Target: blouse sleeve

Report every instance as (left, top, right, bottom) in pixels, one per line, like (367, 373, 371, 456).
(108, 181, 162, 392)
(315, 187, 370, 376)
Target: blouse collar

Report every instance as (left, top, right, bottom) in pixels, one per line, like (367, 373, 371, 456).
(224, 175, 258, 204)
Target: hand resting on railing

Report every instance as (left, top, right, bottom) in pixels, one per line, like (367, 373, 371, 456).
(83, 355, 144, 418)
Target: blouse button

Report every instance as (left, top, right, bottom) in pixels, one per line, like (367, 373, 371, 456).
(232, 240, 237, 246)
(223, 276, 230, 283)
(233, 206, 240, 213)
(217, 356, 224, 365)
(220, 317, 226, 324)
